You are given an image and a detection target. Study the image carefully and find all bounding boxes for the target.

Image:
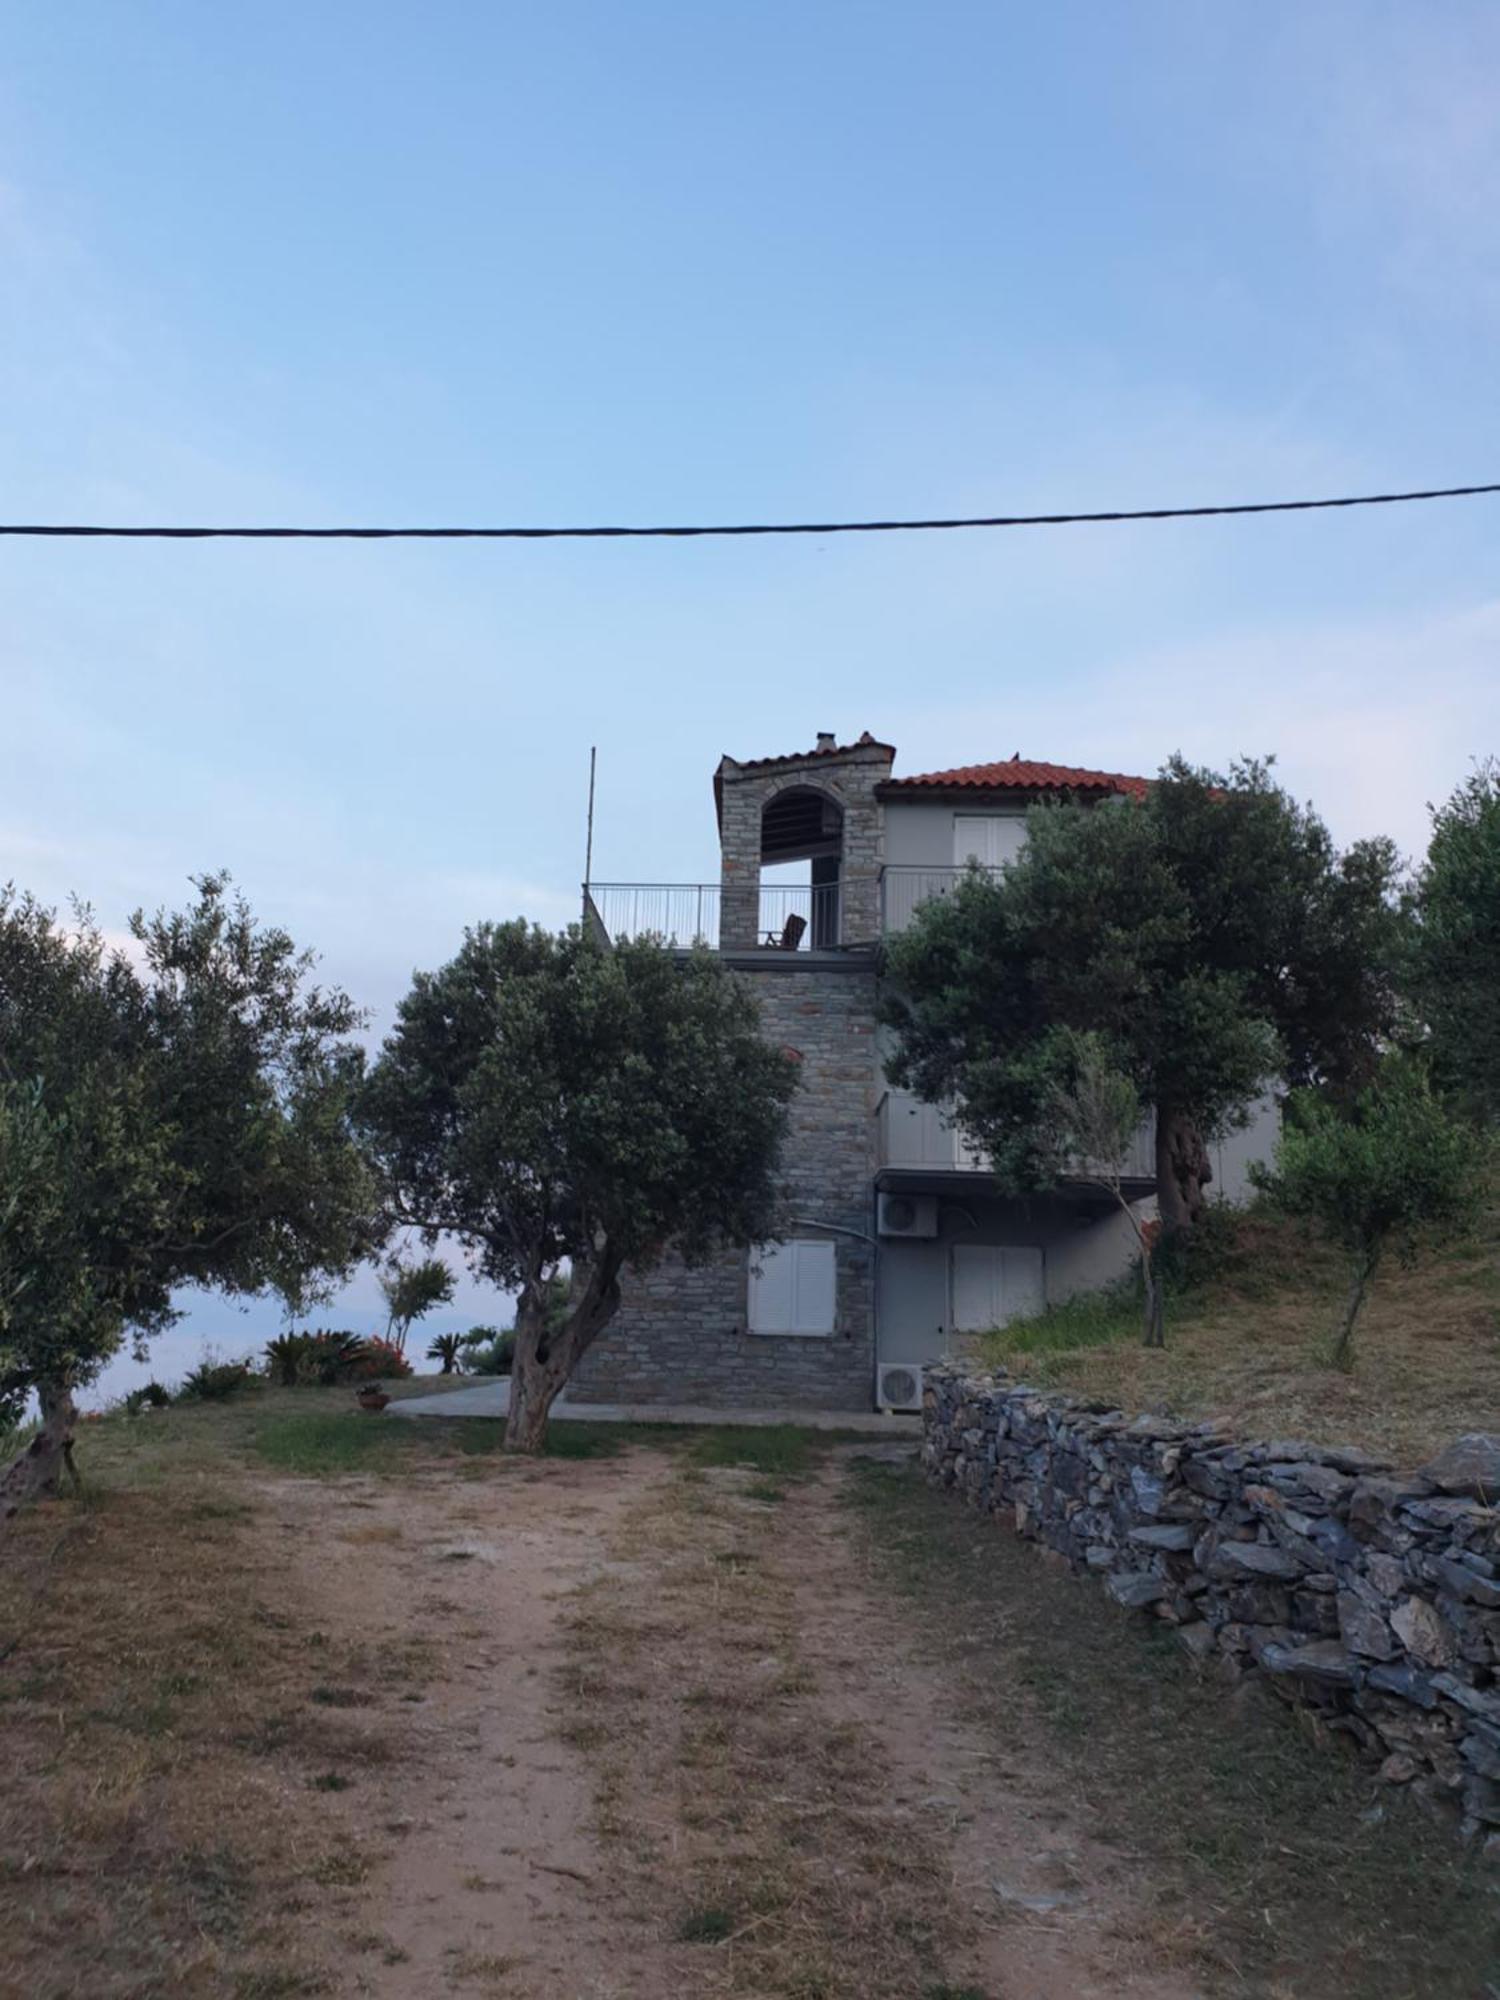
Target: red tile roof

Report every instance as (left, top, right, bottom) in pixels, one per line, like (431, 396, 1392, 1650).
(881, 757, 1149, 799)
(724, 730, 896, 774)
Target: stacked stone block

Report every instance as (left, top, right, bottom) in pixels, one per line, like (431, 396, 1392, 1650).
(924, 1365, 1500, 1844)
(572, 958, 880, 1410)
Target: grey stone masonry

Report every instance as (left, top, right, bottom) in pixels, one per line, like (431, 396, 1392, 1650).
(572, 957, 881, 1409)
(924, 1366, 1500, 1844)
(716, 735, 894, 950)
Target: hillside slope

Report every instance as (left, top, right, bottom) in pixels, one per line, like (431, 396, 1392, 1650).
(975, 1206, 1500, 1470)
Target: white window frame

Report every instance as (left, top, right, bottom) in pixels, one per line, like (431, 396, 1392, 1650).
(748, 1238, 837, 1337)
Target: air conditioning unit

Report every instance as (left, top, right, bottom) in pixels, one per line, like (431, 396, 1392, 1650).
(876, 1360, 924, 1413)
(877, 1192, 938, 1238)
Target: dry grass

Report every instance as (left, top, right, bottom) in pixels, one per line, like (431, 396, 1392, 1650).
(0, 1403, 435, 1999)
(976, 1208, 1500, 1468)
(847, 1457, 1500, 2000)
(553, 1444, 984, 2000)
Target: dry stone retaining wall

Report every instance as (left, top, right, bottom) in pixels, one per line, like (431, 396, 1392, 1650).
(923, 1365, 1500, 1843)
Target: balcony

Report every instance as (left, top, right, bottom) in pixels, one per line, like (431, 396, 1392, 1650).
(880, 864, 1001, 935)
(877, 1088, 1157, 1187)
(585, 881, 841, 952)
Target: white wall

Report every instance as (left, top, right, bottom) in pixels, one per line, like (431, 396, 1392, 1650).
(876, 1190, 1146, 1363)
(882, 799, 1027, 868)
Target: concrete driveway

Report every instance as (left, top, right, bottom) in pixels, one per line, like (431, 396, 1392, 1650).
(389, 1377, 918, 1435)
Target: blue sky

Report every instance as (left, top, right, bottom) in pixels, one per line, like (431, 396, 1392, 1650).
(3, 3, 1498, 1389)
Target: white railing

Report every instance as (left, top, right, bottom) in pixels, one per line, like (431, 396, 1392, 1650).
(877, 1088, 1156, 1183)
(586, 881, 841, 951)
(880, 864, 1003, 934)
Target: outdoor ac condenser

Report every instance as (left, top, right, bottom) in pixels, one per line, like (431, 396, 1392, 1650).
(876, 1361, 924, 1413)
(876, 1191, 939, 1238)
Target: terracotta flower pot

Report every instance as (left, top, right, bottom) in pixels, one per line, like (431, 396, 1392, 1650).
(356, 1387, 391, 1413)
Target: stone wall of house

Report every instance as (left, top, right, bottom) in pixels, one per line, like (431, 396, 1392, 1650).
(716, 735, 894, 949)
(923, 1365, 1500, 1844)
(571, 958, 879, 1409)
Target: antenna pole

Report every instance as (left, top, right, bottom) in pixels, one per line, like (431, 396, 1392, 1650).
(584, 746, 597, 889)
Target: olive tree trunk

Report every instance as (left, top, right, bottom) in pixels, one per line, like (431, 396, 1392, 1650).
(1330, 1247, 1380, 1373)
(0, 1378, 81, 1529)
(1155, 1104, 1212, 1237)
(504, 1254, 623, 1455)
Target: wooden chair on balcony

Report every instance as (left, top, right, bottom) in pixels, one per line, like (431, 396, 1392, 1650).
(764, 912, 806, 951)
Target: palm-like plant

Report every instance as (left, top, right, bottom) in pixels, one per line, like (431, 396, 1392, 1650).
(426, 1331, 463, 1376)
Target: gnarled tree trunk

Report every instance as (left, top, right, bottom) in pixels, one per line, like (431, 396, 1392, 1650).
(504, 1254, 623, 1454)
(0, 1377, 80, 1529)
(1154, 1104, 1213, 1237)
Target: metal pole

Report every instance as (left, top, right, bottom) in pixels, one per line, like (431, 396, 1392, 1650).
(583, 746, 597, 889)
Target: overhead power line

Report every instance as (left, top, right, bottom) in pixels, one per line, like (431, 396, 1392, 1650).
(0, 480, 1497, 542)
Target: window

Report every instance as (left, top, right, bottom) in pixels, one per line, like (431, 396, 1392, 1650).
(953, 814, 1027, 870)
(950, 1244, 1044, 1332)
(748, 1239, 837, 1336)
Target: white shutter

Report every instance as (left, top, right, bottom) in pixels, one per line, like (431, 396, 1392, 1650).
(749, 1240, 836, 1336)
(951, 1244, 1003, 1332)
(748, 1244, 795, 1334)
(1000, 1246, 1045, 1322)
(951, 1244, 1046, 1331)
(953, 814, 1026, 869)
(791, 1239, 836, 1334)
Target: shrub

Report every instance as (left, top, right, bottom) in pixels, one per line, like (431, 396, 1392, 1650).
(264, 1332, 319, 1386)
(1254, 1056, 1484, 1368)
(122, 1380, 171, 1414)
(179, 1357, 255, 1401)
(462, 1328, 514, 1377)
(340, 1335, 412, 1382)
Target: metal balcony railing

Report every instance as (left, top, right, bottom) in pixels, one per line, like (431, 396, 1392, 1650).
(585, 881, 842, 951)
(876, 1088, 1157, 1184)
(880, 864, 1005, 934)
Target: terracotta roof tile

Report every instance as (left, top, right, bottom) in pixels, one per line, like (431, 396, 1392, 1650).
(881, 757, 1149, 799)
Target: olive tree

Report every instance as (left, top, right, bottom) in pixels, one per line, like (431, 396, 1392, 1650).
(0, 878, 377, 1521)
(1409, 759, 1500, 1122)
(1037, 1033, 1164, 1345)
(361, 923, 797, 1452)
(1254, 1058, 1484, 1369)
(884, 756, 1401, 1238)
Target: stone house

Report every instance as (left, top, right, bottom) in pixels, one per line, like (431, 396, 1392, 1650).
(573, 731, 1277, 1413)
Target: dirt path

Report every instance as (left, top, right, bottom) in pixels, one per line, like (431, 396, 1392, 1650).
(275, 1437, 1202, 1999)
(782, 1451, 1203, 1999)
(276, 1449, 679, 1998)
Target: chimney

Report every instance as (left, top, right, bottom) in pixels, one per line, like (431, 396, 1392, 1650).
(815, 731, 836, 752)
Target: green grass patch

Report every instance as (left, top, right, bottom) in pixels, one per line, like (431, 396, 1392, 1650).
(682, 1423, 827, 1481)
(250, 1409, 624, 1476)
(675, 1904, 736, 1943)
(977, 1279, 1140, 1367)
(845, 1459, 1500, 2000)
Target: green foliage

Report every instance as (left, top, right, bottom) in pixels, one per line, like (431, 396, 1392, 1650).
(460, 1327, 515, 1376)
(1255, 1057, 1484, 1365)
(1409, 759, 1500, 1121)
(884, 757, 1402, 1223)
(264, 1329, 388, 1386)
(362, 923, 798, 1444)
(0, 875, 378, 1419)
(342, 1336, 412, 1382)
(179, 1357, 256, 1402)
(425, 1331, 463, 1374)
(122, 1380, 171, 1414)
(377, 1253, 455, 1354)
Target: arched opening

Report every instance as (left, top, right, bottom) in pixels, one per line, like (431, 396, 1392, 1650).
(759, 786, 843, 948)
